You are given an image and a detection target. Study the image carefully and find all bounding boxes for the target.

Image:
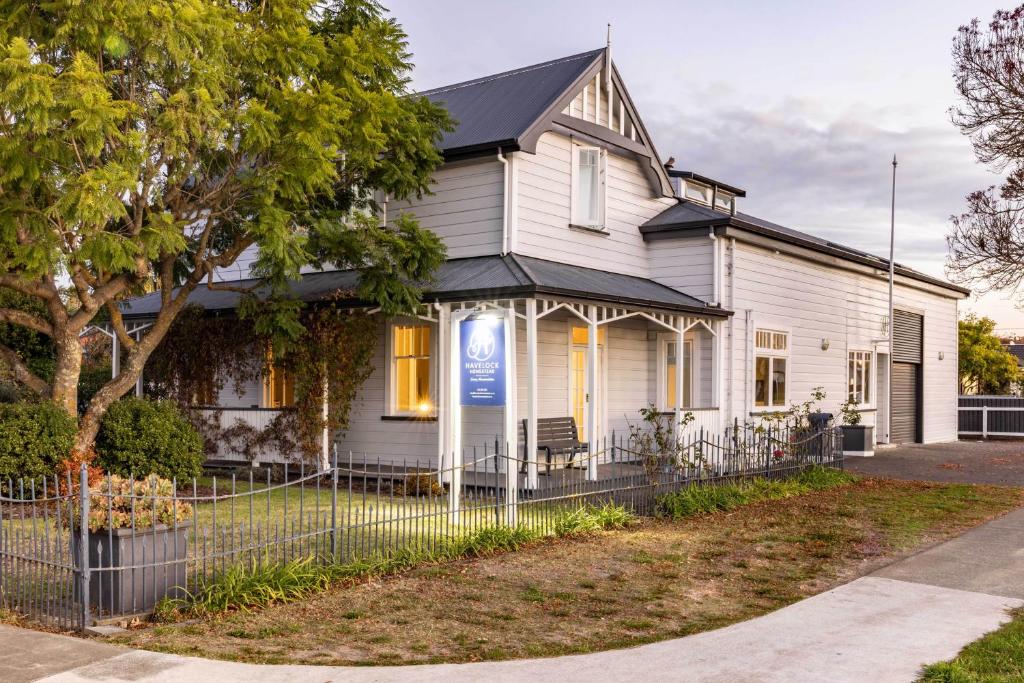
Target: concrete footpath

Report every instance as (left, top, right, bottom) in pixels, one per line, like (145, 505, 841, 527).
(16, 507, 1024, 683)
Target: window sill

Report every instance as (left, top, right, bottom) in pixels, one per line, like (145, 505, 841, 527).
(381, 415, 438, 422)
(569, 224, 609, 235)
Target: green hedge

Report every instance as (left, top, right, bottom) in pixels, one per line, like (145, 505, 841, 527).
(96, 398, 204, 482)
(0, 401, 76, 485)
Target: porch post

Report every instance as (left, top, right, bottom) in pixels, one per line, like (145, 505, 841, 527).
(111, 332, 119, 379)
(675, 316, 685, 443)
(134, 330, 143, 397)
(436, 303, 449, 471)
(525, 299, 539, 489)
(320, 371, 330, 472)
(447, 308, 462, 520)
(586, 305, 599, 481)
(713, 319, 722, 432)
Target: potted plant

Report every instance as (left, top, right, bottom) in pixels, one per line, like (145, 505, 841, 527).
(71, 475, 193, 615)
(839, 399, 874, 457)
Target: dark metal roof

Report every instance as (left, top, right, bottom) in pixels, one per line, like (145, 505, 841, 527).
(119, 254, 729, 320)
(419, 49, 604, 157)
(667, 170, 747, 197)
(1004, 344, 1024, 367)
(640, 200, 970, 296)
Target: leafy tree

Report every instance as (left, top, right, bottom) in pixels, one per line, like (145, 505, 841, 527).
(0, 1, 451, 451)
(948, 7, 1024, 296)
(958, 315, 1019, 394)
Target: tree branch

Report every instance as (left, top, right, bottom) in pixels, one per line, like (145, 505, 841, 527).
(0, 342, 50, 396)
(0, 307, 53, 336)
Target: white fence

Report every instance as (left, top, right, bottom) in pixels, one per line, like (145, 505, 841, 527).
(958, 396, 1024, 437)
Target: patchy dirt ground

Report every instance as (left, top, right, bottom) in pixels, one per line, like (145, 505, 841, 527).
(106, 479, 1024, 666)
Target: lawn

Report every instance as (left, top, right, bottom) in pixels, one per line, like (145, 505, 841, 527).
(918, 608, 1024, 681)
(106, 477, 1024, 666)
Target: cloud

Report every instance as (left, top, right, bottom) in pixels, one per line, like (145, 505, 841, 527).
(643, 95, 996, 277)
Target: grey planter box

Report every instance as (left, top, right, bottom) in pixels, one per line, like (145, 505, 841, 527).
(74, 524, 190, 616)
(841, 425, 874, 457)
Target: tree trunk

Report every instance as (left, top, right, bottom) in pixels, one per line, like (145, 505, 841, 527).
(74, 348, 147, 453)
(50, 328, 83, 418)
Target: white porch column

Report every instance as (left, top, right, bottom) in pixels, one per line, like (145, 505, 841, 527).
(320, 371, 330, 472)
(111, 332, 120, 379)
(447, 308, 463, 520)
(713, 319, 722, 432)
(674, 316, 685, 443)
(586, 305, 599, 481)
(525, 299, 539, 489)
(436, 303, 449, 471)
(134, 330, 143, 397)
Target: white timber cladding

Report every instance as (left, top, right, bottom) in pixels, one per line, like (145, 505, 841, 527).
(388, 158, 505, 258)
(648, 236, 716, 303)
(515, 131, 674, 278)
(723, 239, 959, 443)
(562, 70, 639, 141)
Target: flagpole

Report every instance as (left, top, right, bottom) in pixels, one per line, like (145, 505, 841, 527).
(887, 155, 897, 444)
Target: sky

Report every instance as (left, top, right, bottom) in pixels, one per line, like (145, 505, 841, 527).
(383, 0, 1024, 333)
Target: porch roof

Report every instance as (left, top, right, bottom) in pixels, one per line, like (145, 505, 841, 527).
(119, 253, 730, 320)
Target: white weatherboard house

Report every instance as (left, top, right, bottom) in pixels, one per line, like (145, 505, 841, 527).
(118, 47, 968, 475)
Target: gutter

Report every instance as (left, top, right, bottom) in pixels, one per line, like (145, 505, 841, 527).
(497, 148, 509, 255)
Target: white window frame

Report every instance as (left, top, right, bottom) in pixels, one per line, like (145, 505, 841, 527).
(570, 144, 607, 230)
(657, 333, 694, 412)
(752, 327, 789, 410)
(384, 320, 437, 417)
(848, 350, 874, 407)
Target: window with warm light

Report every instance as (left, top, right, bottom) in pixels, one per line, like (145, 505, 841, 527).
(391, 324, 433, 415)
(570, 326, 607, 346)
(263, 353, 296, 408)
(662, 339, 693, 410)
(754, 329, 788, 408)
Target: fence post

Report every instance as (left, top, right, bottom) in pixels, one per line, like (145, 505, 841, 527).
(78, 463, 90, 631)
(982, 406, 988, 439)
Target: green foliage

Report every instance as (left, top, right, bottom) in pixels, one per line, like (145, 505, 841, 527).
(0, 0, 451, 432)
(0, 401, 76, 485)
(958, 315, 1019, 394)
(918, 608, 1024, 682)
(553, 503, 634, 537)
(656, 467, 856, 519)
(0, 288, 54, 382)
(95, 398, 203, 482)
(839, 398, 862, 426)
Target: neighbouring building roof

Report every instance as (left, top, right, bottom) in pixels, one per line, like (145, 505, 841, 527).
(419, 49, 604, 158)
(119, 254, 730, 320)
(1004, 344, 1024, 368)
(640, 200, 970, 296)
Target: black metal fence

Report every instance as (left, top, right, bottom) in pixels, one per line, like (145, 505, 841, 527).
(0, 423, 843, 631)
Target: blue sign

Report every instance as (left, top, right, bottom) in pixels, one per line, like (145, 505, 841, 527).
(459, 317, 506, 406)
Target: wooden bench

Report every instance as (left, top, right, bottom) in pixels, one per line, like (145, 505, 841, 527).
(520, 417, 589, 474)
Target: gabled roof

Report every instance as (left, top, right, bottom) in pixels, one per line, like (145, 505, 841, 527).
(420, 49, 604, 157)
(418, 48, 673, 196)
(640, 200, 970, 296)
(119, 254, 730, 320)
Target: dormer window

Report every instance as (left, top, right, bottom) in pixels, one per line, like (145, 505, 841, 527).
(714, 191, 734, 214)
(683, 180, 712, 206)
(571, 145, 606, 229)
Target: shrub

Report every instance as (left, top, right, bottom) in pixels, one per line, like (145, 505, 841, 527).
(392, 472, 444, 497)
(96, 398, 204, 482)
(554, 503, 634, 537)
(0, 401, 76, 487)
(73, 475, 193, 532)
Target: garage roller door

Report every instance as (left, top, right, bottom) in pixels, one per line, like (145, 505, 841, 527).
(891, 310, 922, 444)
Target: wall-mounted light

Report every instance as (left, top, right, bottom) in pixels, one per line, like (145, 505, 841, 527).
(938, 351, 944, 361)
(821, 338, 830, 351)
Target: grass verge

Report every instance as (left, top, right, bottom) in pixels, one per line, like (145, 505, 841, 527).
(656, 466, 856, 518)
(159, 502, 633, 618)
(918, 608, 1024, 682)
(107, 477, 1024, 666)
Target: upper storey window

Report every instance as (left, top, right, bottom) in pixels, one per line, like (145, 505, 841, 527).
(571, 145, 606, 229)
(683, 180, 712, 206)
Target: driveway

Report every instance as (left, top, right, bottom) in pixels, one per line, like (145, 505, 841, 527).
(845, 439, 1024, 485)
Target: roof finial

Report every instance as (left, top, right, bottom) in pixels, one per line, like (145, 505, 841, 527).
(605, 23, 613, 83)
